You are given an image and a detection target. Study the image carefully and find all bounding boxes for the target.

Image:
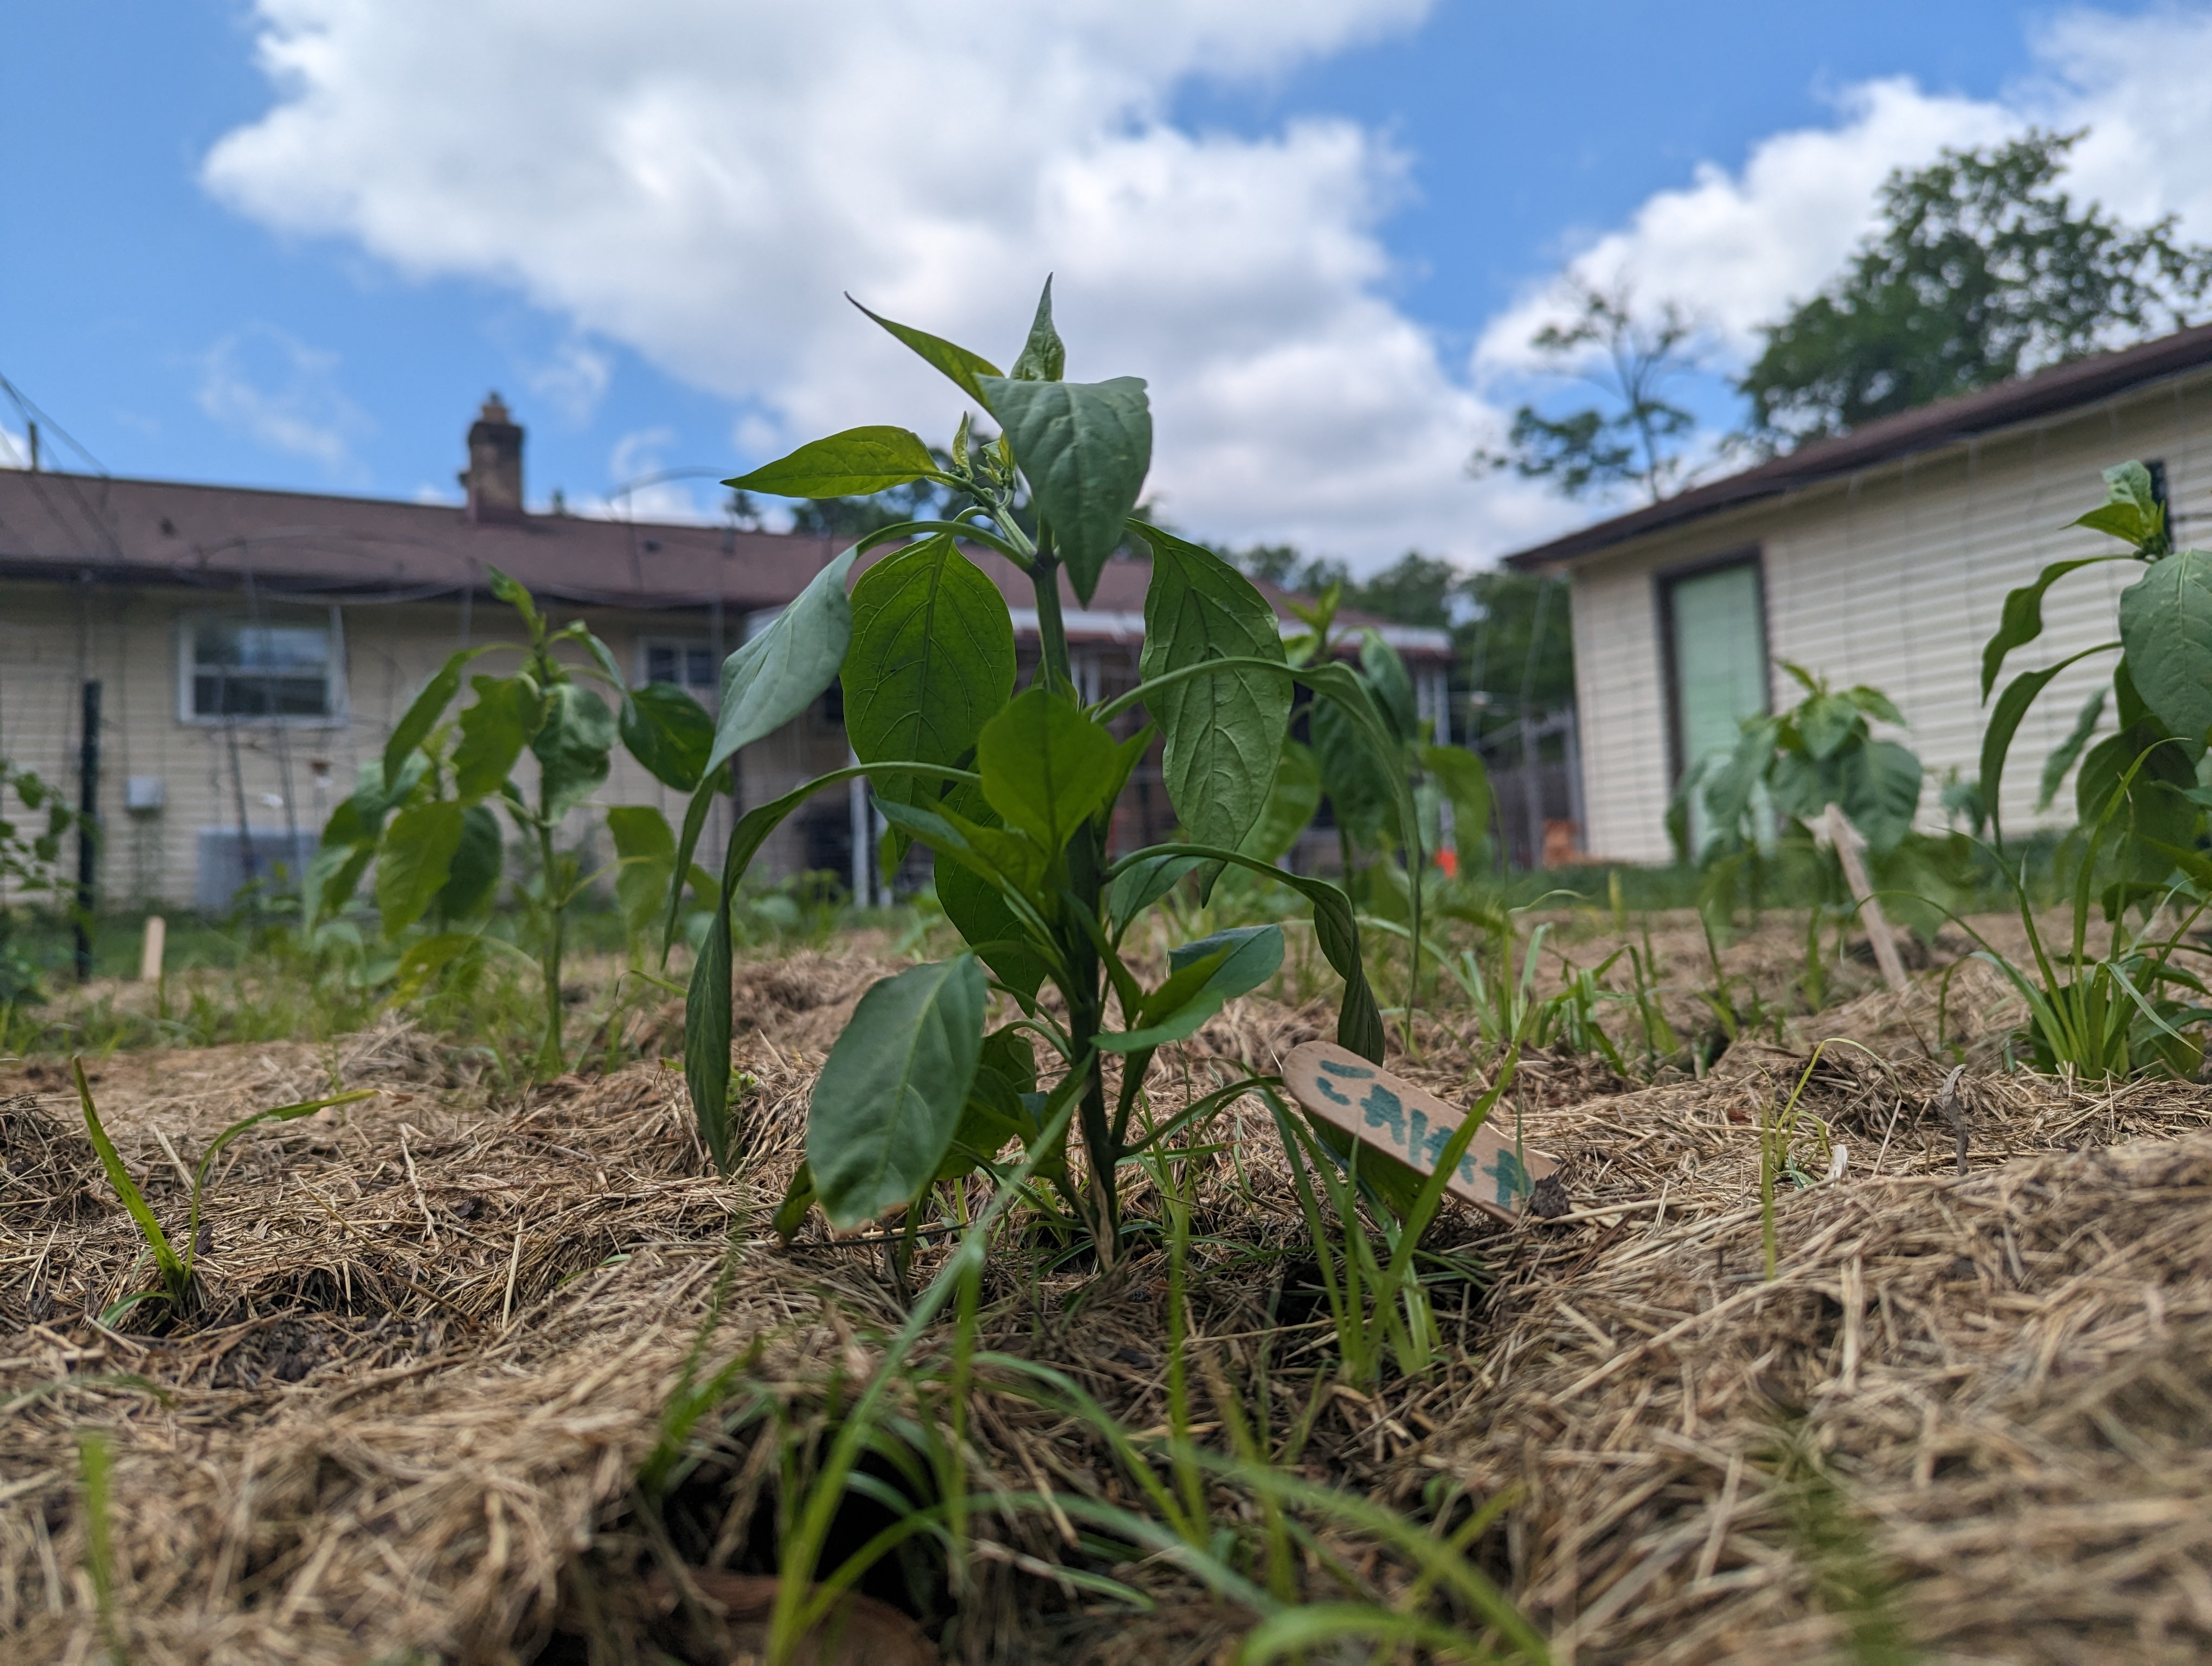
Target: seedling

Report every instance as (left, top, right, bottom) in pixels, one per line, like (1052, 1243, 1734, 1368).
(74, 1057, 374, 1311)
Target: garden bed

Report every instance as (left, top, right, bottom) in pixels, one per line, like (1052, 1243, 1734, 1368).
(5, 944, 2212, 1662)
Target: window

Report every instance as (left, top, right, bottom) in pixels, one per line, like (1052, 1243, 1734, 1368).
(1660, 555, 1769, 850)
(182, 616, 340, 722)
(640, 639, 721, 703)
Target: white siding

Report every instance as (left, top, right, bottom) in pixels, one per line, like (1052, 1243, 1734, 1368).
(1568, 369, 2212, 862)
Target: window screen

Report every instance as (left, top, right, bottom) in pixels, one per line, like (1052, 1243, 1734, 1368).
(642, 640, 720, 697)
(188, 620, 336, 720)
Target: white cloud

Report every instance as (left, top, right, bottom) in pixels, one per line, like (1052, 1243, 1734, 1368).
(199, 2, 2212, 567)
(194, 323, 371, 474)
(524, 336, 614, 425)
(1480, 10, 2212, 380)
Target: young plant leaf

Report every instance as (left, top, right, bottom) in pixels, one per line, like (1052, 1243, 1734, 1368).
(2039, 688, 2107, 810)
(1133, 523, 1291, 859)
(1099, 924, 1284, 1053)
(620, 681, 716, 791)
(452, 674, 540, 800)
(436, 805, 504, 919)
(1358, 631, 1418, 746)
(844, 534, 1016, 813)
(806, 956, 988, 1229)
(73, 1059, 185, 1299)
(384, 648, 480, 790)
(705, 546, 859, 781)
(1420, 745, 1492, 873)
(1009, 275, 1066, 382)
(487, 566, 544, 638)
(2117, 547, 2212, 745)
(848, 297, 1004, 405)
(1242, 740, 1323, 866)
(724, 426, 943, 499)
(608, 804, 678, 947)
(532, 683, 617, 819)
(976, 687, 1120, 854)
(1108, 851, 1204, 930)
(376, 800, 467, 933)
(1979, 643, 2121, 839)
(1837, 738, 1922, 853)
(1982, 557, 2130, 699)
(978, 376, 1151, 604)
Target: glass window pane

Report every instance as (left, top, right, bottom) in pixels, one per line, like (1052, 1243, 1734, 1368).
(1669, 564, 1767, 850)
(191, 619, 332, 717)
(685, 645, 715, 689)
(646, 645, 678, 684)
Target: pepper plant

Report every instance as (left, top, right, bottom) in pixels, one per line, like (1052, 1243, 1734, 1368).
(672, 283, 1421, 1263)
(309, 568, 715, 1072)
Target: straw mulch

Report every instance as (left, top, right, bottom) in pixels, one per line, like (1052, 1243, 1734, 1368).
(4, 949, 2212, 1663)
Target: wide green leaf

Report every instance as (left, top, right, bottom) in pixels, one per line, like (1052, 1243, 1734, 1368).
(844, 535, 1016, 813)
(1982, 556, 2131, 699)
(621, 681, 715, 791)
(608, 804, 677, 947)
(850, 297, 1004, 405)
(724, 426, 942, 499)
(705, 546, 858, 780)
(1795, 693, 1861, 761)
(376, 800, 466, 933)
(1979, 643, 2120, 840)
(1358, 631, 1418, 746)
(436, 805, 503, 919)
(532, 683, 617, 820)
(1419, 745, 1491, 873)
(1313, 694, 1396, 847)
(2073, 460, 2166, 552)
(978, 375, 1151, 604)
(1133, 523, 1291, 859)
(1838, 738, 1922, 853)
(933, 836, 1050, 1004)
(452, 674, 539, 800)
(384, 648, 478, 790)
(1108, 852, 1204, 931)
(976, 687, 1120, 854)
(1099, 924, 1284, 1053)
(1242, 740, 1323, 865)
(1009, 276, 1066, 383)
(807, 956, 988, 1228)
(2118, 548, 2212, 744)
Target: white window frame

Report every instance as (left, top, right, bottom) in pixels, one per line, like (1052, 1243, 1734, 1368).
(176, 607, 348, 728)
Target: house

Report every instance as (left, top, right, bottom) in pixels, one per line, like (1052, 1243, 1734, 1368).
(0, 398, 1449, 913)
(1501, 322, 2212, 864)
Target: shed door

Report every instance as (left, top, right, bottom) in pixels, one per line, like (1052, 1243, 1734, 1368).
(1666, 561, 1767, 845)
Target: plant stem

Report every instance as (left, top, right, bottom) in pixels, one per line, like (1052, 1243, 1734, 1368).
(537, 818, 564, 1075)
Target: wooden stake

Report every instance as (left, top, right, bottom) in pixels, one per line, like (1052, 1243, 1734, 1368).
(138, 915, 166, 984)
(1824, 802, 1908, 994)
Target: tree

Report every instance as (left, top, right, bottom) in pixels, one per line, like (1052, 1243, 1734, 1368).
(1742, 130, 2212, 445)
(1460, 571, 1573, 743)
(1471, 277, 1703, 503)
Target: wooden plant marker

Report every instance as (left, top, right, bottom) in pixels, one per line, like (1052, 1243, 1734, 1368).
(1281, 1041, 1555, 1222)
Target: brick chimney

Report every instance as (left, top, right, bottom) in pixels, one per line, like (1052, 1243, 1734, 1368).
(459, 393, 525, 523)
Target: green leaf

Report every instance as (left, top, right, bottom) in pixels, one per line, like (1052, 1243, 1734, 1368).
(2118, 547, 2212, 744)
(849, 297, 1004, 406)
(1980, 644, 2119, 840)
(1313, 693, 1396, 847)
(1133, 523, 1291, 860)
(976, 687, 1120, 854)
(1982, 558, 2129, 699)
(1099, 924, 1284, 1053)
(376, 800, 466, 934)
(1795, 693, 1861, 761)
(452, 674, 540, 801)
(436, 805, 503, 919)
(1009, 275, 1066, 382)
(724, 426, 942, 499)
(1242, 739, 1323, 865)
(487, 566, 543, 638)
(2073, 460, 2166, 551)
(391, 931, 492, 999)
(1843, 684, 1907, 725)
(383, 648, 475, 791)
(1108, 852, 1203, 930)
(807, 956, 988, 1229)
(934, 835, 1050, 1004)
(608, 804, 677, 947)
(773, 1163, 816, 1242)
(706, 546, 858, 780)
(1837, 738, 1922, 853)
(2039, 688, 2107, 810)
(1419, 745, 1491, 873)
(531, 683, 617, 820)
(621, 682, 715, 792)
(1358, 631, 1418, 745)
(978, 375, 1151, 605)
(844, 535, 1016, 813)
(73, 1060, 184, 1296)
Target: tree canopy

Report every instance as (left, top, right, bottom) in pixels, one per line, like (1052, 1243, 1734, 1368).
(1741, 130, 2212, 445)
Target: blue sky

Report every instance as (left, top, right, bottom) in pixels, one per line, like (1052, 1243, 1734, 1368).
(5, 2, 2205, 563)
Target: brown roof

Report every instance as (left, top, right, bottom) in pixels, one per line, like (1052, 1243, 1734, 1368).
(0, 469, 842, 612)
(1502, 319, 2212, 572)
